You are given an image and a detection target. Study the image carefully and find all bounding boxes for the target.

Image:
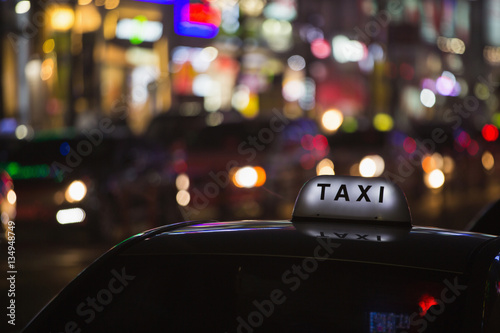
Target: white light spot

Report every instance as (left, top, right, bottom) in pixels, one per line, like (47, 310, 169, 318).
(15, 125, 28, 140)
(65, 180, 87, 203)
(234, 166, 258, 188)
(425, 169, 445, 189)
(322, 109, 343, 132)
(7, 190, 16, 205)
(282, 80, 306, 102)
(56, 208, 86, 224)
(176, 190, 190, 206)
(192, 74, 214, 97)
(287, 55, 306, 71)
(176, 174, 190, 191)
(420, 89, 436, 108)
(15, 1, 30, 14)
(359, 155, 385, 177)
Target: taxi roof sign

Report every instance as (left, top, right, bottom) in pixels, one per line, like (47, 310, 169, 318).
(292, 176, 411, 226)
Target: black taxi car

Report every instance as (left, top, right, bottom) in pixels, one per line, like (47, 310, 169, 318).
(23, 176, 500, 332)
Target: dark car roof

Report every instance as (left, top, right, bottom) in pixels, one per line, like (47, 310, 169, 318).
(122, 220, 497, 274)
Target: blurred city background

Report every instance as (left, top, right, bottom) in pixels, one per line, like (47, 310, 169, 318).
(1, 0, 500, 328)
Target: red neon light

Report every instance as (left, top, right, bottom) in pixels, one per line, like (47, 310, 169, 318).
(188, 3, 221, 26)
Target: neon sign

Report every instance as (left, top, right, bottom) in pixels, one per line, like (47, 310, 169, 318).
(135, 0, 221, 38)
(116, 16, 164, 44)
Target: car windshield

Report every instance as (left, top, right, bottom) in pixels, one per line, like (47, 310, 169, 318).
(27, 253, 467, 333)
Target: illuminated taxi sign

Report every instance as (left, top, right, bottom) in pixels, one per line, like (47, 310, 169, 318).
(292, 176, 411, 226)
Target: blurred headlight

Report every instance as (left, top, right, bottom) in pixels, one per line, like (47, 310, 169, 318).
(233, 166, 266, 188)
(56, 208, 86, 224)
(65, 180, 87, 203)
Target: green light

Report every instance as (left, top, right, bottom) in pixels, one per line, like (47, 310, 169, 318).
(474, 83, 490, 101)
(492, 113, 500, 128)
(341, 116, 358, 133)
(5, 162, 52, 180)
(130, 15, 148, 45)
(6, 163, 20, 177)
(373, 113, 394, 132)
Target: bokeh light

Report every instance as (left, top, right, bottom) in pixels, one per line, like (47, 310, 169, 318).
(436, 71, 456, 96)
(341, 116, 358, 133)
(373, 113, 393, 132)
(176, 173, 190, 191)
(321, 109, 343, 132)
(359, 155, 385, 177)
(287, 55, 306, 71)
(420, 89, 436, 107)
(15, 1, 30, 14)
(176, 190, 190, 206)
(403, 137, 416, 153)
(65, 180, 87, 203)
(482, 151, 495, 171)
(301, 134, 314, 151)
(15, 125, 28, 140)
(482, 124, 499, 142)
(443, 156, 455, 174)
(49, 6, 75, 31)
(43, 39, 55, 54)
(424, 169, 445, 189)
(7, 190, 17, 205)
(282, 80, 306, 102)
(467, 140, 479, 156)
(311, 39, 331, 59)
(234, 166, 258, 188)
(316, 158, 335, 176)
(313, 134, 328, 151)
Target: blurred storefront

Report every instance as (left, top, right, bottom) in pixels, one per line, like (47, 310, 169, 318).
(0, 0, 498, 131)
(1, 0, 500, 226)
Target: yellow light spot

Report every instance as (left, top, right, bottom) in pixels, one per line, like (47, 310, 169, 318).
(40, 58, 54, 81)
(443, 156, 455, 174)
(49, 6, 75, 31)
(105, 0, 120, 10)
(316, 158, 335, 176)
(474, 83, 490, 101)
(482, 151, 495, 171)
(43, 39, 55, 54)
(373, 113, 393, 132)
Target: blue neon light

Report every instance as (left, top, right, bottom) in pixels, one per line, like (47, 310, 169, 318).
(174, 0, 220, 38)
(134, 0, 175, 4)
(134, 0, 220, 39)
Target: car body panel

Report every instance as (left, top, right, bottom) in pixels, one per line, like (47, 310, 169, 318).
(23, 219, 500, 333)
